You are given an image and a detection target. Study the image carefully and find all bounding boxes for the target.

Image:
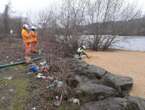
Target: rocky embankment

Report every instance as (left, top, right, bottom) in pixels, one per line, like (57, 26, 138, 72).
(66, 58, 145, 110)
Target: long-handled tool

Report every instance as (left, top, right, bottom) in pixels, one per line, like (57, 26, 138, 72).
(0, 57, 41, 69)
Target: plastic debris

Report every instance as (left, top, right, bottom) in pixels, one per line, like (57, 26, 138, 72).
(40, 61, 47, 66)
(9, 89, 14, 92)
(40, 61, 49, 73)
(47, 80, 64, 89)
(10, 61, 14, 64)
(47, 76, 54, 80)
(29, 64, 39, 73)
(36, 73, 46, 79)
(32, 107, 36, 110)
(54, 94, 63, 107)
(56, 81, 64, 88)
(25, 56, 32, 64)
(4, 76, 13, 80)
(1, 96, 6, 100)
(38, 49, 43, 55)
(68, 98, 80, 105)
(41, 66, 49, 73)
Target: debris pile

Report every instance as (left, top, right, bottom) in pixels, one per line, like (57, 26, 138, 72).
(26, 58, 145, 110)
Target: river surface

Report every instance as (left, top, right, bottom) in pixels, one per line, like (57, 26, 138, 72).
(112, 36, 145, 51)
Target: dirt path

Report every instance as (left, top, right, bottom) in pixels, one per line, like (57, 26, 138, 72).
(85, 50, 145, 98)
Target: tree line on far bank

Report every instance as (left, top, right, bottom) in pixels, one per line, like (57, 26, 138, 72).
(0, 0, 144, 53)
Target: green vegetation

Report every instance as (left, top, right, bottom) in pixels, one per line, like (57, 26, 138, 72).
(10, 79, 29, 110)
(0, 65, 29, 110)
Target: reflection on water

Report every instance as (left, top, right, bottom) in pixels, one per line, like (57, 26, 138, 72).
(112, 36, 145, 51)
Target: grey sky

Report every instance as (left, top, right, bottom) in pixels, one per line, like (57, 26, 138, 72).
(0, 0, 145, 17)
(0, 0, 60, 17)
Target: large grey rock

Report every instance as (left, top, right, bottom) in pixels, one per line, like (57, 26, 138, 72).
(102, 73, 133, 96)
(75, 76, 117, 100)
(81, 98, 129, 110)
(68, 58, 106, 79)
(81, 97, 145, 110)
(127, 96, 145, 110)
(85, 65, 106, 78)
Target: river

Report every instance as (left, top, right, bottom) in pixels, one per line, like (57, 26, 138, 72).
(112, 36, 145, 51)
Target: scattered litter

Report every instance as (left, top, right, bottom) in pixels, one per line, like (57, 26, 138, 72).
(10, 61, 14, 64)
(40, 61, 47, 66)
(47, 76, 54, 80)
(36, 73, 54, 81)
(36, 73, 46, 79)
(68, 98, 80, 105)
(29, 64, 39, 73)
(9, 89, 14, 92)
(1, 96, 6, 100)
(25, 56, 32, 64)
(4, 76, 13, 80)
(41, 66, 49, 73)
(38, 49, 42, 55)
(54, 94, 63, 107)
(56, 81, 64, 88)
(47, 80, 64, 89)
(32, 107, 36, 110)
(40, 61, 49, 73)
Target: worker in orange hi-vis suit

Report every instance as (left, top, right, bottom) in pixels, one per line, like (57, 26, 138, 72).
(29, 26, 38, 53)
(21, 24, 32, 63)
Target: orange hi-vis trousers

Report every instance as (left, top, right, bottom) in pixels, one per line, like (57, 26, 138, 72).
(29, 31, 38, 53)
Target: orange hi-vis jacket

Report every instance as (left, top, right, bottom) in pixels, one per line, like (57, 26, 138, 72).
(29, 31, 38, 43)
(21, 28, 31, 43)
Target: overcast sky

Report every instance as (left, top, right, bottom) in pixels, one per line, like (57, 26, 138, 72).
(0, 0, 145, 17)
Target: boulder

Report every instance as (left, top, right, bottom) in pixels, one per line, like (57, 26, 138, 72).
(127, 96, 145, 110)
(69, 59, 106, 79)
(102, 73, 133, 96)
(81, 96, 145, 110)
(81, 97, 129, 110)
(75, 75, 117, 100)
(84, 65, 106, 78)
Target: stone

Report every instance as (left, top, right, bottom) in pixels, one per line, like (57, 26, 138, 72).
(81, 98, 129, 110)
(72, 60, 106, 79)
(85, 65, 106, 78)
(127, 96, 145, 110)
(75, 76, 117, 100)
(102, 73, 133, 96)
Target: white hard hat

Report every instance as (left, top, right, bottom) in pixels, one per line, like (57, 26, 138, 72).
(31, 26, 37, 30)
(82, 45, 86, 49)
(23, 24, 29, 29)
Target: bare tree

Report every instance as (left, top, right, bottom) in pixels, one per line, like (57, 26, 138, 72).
(58, 0, 87, 55)
(3, 3, 11, 35)
(35, 0, 142, 54)
(85, 0, 142, 50)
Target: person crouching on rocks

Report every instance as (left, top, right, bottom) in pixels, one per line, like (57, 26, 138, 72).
(77, 45, 89, 59)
